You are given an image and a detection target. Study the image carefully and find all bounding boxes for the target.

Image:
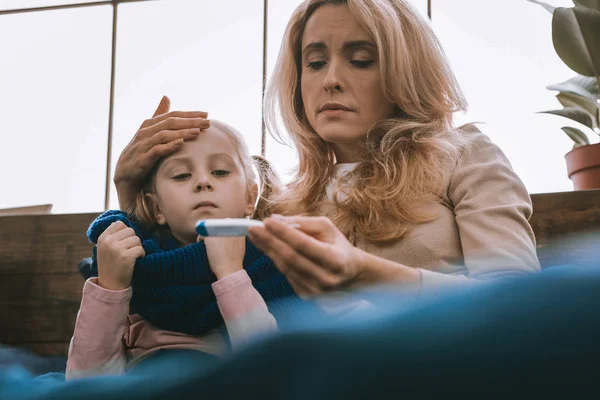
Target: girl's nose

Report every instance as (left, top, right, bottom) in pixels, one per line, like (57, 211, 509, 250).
(194, 174, 213, 191)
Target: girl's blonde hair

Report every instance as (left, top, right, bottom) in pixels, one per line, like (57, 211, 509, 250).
(265, 0, 472, 243)
(129, 120, 281, 233)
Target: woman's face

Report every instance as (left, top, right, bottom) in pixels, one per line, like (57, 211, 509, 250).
(300, 3, 396, 163)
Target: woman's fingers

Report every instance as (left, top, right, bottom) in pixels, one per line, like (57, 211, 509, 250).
(138, 117, 210, 140)
(140, 111, 211, 131)
(249, 226, 334, 287)
(262, 218, 334, 266)
(141, 140, 185, 164)
(152, 95, 171, 118)
(145, 128, 201, 149)
(272, 215, 336, 242)
(127, 129, 200, 174)
(136, 95, 170, 129)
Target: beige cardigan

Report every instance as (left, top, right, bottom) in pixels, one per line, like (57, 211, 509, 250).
(318, 129, 541, 293)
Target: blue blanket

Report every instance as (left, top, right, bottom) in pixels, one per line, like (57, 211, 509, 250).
(1, 264, 598, 399)
(0, 346, 65, 377)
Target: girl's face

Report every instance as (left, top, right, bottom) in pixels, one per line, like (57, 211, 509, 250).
(300, 4, 396, 163)
(150, 126, 255, 245)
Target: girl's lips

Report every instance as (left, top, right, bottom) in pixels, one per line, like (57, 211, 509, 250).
(194, 205, 217, 215)
(194, 202, 217, 209)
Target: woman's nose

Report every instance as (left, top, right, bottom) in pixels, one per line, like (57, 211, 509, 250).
(323, 60, 343, 92)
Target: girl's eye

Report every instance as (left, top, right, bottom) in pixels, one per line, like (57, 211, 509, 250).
(307, 61, 326, 70)
(172, 173, 191, 181)
(212, 170, 230, 177)
(351, 59, 375, 68)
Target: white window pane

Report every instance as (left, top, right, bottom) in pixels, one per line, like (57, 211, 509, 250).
(432, 0, 578, 194)
(264, 0, 303, 183)
(0, 0, 104, 11)
(265, 0, 428, 182)
(0, 7, 112, 213)
(409, 0, 428, 19)
(109, 0, 264, 209)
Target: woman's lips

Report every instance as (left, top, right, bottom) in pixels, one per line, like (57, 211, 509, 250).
(320, 109, 349, 117)
(318, 103, 353, 118)
(319, 102, 353, 112)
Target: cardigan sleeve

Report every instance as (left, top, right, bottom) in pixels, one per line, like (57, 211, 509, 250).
(212, 270, 278, 350)
(418, 130, 541, 292)
(65, 278, 131, 379)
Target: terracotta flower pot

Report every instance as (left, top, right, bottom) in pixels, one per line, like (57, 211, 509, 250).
(565, 142, 600, 190)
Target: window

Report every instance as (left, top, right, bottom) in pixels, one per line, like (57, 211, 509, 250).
(431, 0, 577, 193)
(108, 0, 264, 209)
(0, 0, 104, 11)
(0, 6, 112, 213)
(0, 0, 580, 214)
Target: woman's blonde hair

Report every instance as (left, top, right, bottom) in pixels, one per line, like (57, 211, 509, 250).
(265, 0, 472, 243)
(129, 120, 281, 235)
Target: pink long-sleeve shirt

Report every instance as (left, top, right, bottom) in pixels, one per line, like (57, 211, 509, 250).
(66, 270, 277, 380)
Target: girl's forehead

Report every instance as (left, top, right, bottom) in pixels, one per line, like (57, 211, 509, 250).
(178, 126, 237, 155)
(155, 126, 241, 172)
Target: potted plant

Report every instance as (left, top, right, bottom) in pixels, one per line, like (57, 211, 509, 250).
(526, 0, 600, 189)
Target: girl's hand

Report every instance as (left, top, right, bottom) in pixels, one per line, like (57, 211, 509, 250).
(197, 235, 246, 280)
(248, 216, 367, 297)
(96, 221, 145, 291)
(114, 95, 211, 210)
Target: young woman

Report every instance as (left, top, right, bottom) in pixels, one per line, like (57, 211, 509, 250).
(113, 0, 540, 301)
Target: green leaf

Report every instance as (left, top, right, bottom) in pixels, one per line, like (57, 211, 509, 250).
(556, 93, 599, 127)
(562, 126, 591, 146)
(547, 74, 598, 98)
(573, 0, 600, 12)
(541, 107, 595, 129)
(553, 6, 600, 77)
(525, 0, 556, 13)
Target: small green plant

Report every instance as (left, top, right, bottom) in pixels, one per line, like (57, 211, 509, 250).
(526, 0, 600, 147)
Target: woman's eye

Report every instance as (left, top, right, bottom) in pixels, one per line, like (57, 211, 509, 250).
(172, 173, 191, 181)
(307, 61, 326, 70)
(212, 170, 230, 177)
(351, 59, 375, 68)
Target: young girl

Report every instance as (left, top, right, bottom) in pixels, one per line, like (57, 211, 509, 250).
(66, 120, 295, 379)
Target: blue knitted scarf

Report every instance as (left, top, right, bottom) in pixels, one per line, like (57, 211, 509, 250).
(87, 210, 301, 336)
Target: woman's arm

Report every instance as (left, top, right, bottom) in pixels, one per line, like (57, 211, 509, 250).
(248, 131, 541, 296)
(248, 216, 420, 297)
(114, 96, 210, 210)
(66, 278, 132, 380)
(417, 130, 540, 291)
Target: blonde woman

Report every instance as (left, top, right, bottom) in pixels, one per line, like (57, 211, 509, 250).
(114, 0, 540, 299)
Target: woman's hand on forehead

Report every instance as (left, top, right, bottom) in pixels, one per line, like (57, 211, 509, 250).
(113, 96, 211, 210)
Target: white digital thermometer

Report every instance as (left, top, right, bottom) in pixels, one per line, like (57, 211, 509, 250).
(196, 218, 300, 237)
